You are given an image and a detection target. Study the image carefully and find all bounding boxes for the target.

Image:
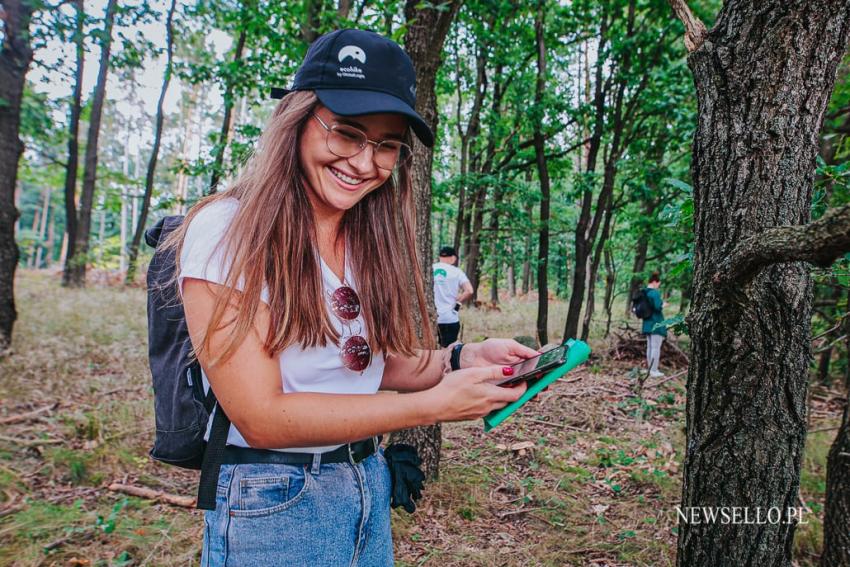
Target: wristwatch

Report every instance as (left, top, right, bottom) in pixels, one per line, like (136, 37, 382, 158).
(450, 343, 464, 371)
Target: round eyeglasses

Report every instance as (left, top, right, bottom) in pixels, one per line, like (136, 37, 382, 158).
(330, 285, 372, 372)
(312, 113, 412, 171)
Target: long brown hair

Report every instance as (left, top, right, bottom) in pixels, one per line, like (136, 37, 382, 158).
(159, 91, 433, 367)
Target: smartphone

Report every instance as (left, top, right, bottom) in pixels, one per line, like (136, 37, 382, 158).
(494, 343, 571, 386)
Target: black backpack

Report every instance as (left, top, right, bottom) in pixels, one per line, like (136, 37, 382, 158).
(631, 288, 654, 320)
(145, 215, 231, 510)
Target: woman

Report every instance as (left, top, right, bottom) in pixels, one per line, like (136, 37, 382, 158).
(162, 29, 535, 565)
(642, 271, 667, 378)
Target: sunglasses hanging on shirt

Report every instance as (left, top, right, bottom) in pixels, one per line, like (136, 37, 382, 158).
(330, 285, 372, 372)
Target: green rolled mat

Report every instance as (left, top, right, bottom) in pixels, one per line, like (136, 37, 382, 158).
(483, 338, 591, 432)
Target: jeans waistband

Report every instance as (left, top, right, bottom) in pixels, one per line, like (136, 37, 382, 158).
(221, 436, 380, 466)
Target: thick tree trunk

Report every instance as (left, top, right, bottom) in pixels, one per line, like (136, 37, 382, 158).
(395, 0, 460, 481)
(0, 0, 34, 350)
(675, 2, 850, 565)
(61, 0, 84, 287)
(823, 398, 850, 567)
(64, 0, 118, 287)
(126, 0, 176, 285)
(533, 0, 550, 346)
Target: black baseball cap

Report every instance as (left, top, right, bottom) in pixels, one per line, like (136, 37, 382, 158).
(439, 246, 457, 257)
(271, 29, 434, 147)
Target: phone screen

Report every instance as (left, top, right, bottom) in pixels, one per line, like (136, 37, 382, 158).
(496, 344, 570, 386)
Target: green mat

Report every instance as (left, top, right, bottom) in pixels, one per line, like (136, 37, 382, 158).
(483, 338, 591, 432)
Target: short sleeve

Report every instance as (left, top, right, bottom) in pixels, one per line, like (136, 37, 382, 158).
(458, 269, 471, 286)
(178, 198, 270, 303)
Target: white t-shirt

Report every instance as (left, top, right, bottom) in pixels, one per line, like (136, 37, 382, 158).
(177, 197, 385, 453)
(432, 261, 470, 324)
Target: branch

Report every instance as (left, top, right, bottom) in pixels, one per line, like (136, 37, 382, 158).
(668, 0, 707, 52)
(713, 204, 850, 287)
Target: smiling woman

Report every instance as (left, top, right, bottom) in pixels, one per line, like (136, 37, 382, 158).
(154, 28, 534, 566)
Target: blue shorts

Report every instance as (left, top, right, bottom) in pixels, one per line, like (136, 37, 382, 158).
(201, 451, 393, 566)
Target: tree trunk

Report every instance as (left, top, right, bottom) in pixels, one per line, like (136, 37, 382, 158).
(64, 0, 118, 287)
(581, 170, 615, 341)
(674, 2, 850, 565)
(533, 0, 550, 346)
(603, 246, 615, 338)
(521, 201, 532, 295)
(61, 0, 84, 287)
(822, 284, 850, 567)
(823, 395, 850, 567)
(0, 0, 35, 350)
(208, 27, 247, 195)
(393, 0, 460, 481)
(34, 185, 51, 268)
(507, 241, 516, 297)
(126, 0, 176, 285)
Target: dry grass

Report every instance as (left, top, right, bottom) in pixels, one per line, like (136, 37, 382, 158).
(0, 271, 840, 566)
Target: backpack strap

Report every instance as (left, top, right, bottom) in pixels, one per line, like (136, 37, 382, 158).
(196, 395, 231, 510)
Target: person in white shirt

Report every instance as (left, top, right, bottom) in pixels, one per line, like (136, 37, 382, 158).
(433, 246, 473, 347)
(161, 29, 537, 566)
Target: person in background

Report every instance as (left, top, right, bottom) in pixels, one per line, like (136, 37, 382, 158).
(643, 271, 667, 378)
(433, 246, 473, 347)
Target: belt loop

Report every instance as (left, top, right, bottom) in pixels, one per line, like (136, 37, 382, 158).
(311, 452, 322, 475)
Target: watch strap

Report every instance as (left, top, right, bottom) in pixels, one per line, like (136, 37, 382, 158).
(450, 343, 464, 371)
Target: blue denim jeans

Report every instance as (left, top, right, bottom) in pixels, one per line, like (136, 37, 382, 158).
(201, 451, 393, 566)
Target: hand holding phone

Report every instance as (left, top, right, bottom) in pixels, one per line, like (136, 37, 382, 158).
(493, 343, 571, 387)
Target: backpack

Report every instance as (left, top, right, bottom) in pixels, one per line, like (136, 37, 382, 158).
(145, 215, 230, 510)
(631, 288, 654, 320)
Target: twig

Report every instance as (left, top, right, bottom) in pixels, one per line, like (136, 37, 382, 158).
(0, 404, 56, 425)
(0, 434, 63, 447)
(668, 0, 708, 52)
(809, 425, 841, 433)
(646, 369, 688, 389)
(108, 483, 196, 508)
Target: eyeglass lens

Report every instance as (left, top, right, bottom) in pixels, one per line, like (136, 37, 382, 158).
(327, 125, 409, 170)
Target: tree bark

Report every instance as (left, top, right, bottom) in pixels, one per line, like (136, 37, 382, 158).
(521, 202, 532, 295)
(533, 0, 550, 346)
(823, 394, 850, 567)
(126, 0, 177, 285)
(60, 0, 85, 286)
(64, 0, 118, 287)
(674, 2, 850, 565)
(394, 0, 460, 481)
(0, 0, 35, 350)
(603, 246, 615, 338)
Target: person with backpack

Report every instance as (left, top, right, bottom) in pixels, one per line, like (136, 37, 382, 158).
(151, 29, 536, 566)
(634, 271, 667, 378)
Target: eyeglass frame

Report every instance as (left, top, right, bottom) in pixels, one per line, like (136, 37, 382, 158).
(311, 113, 412, 171)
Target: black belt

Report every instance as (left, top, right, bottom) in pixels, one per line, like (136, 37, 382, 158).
(221, 436, 380, 466)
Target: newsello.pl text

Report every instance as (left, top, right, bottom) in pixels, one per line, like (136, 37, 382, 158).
(675, 507, 808, 525)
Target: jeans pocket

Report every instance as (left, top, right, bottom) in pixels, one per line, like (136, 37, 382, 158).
(228, 466, 311, 518)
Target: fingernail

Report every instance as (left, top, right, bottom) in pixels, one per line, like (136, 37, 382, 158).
(502, 366, 514, 376)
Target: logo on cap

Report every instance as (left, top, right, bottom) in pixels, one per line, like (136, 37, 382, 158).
(338, 45, 366, 64)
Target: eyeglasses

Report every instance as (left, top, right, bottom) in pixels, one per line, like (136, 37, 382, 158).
(330, 285, 372, 372)
(312, 113, 412, 171)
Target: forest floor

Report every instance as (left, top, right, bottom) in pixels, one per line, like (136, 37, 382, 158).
(0, 270, 844, 566)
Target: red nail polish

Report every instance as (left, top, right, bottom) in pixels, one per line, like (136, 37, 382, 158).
(502, 366, 514, 376)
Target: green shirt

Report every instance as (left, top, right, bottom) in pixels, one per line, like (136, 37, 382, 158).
(641, 288, 667, 336)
